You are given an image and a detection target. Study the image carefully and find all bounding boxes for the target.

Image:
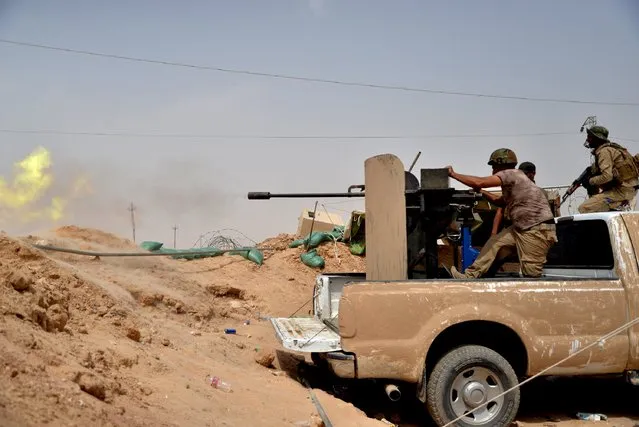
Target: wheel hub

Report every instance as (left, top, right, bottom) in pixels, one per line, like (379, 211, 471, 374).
(462, 381, 487, 407)
(449, 366, 505, 425)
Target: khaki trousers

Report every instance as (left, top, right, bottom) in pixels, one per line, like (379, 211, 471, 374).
(578, 186, 637, 213)
(463, 223, 558, 278)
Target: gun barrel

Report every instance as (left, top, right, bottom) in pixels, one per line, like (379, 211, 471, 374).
(247, 191, 366, 200)
(248, 189, 482, 204)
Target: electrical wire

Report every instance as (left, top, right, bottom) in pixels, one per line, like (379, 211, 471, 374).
(0, 128, 579, 140)
(1, 38, 638, 106)
(1, 128, 637, 143)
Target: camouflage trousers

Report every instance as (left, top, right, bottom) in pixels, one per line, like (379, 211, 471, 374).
(578, 186, 638, 213)
(460, 223, 558, 278)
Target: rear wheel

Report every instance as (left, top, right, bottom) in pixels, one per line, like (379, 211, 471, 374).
(426, 345, 520, 426)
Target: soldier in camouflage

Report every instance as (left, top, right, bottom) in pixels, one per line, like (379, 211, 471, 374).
(578, 125, 639, 213)
(446, 148, 558, 279)
(491, 161, 560, 235)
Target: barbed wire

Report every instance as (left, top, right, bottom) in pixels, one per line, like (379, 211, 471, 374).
(192, 228, 257, 249)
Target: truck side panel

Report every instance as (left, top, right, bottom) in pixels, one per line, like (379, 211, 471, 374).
(619, 214, 639, 370)
(339, 279, 629, 382)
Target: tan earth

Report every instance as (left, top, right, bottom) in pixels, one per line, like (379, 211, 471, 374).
(0, 226, 637, 426)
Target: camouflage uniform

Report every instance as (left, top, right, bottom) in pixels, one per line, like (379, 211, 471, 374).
(578, 126, 639, 213)
(451, 149, 557, 279)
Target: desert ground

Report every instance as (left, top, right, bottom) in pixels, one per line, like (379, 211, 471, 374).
(1, 225, 638, 426)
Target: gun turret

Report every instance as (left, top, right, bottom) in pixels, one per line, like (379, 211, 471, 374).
(247, 168, 483, 279)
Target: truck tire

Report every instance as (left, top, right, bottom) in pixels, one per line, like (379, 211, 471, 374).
(426, 345, 520, 427)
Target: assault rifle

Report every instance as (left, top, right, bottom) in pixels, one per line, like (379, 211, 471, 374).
(561, 166, 599, 206)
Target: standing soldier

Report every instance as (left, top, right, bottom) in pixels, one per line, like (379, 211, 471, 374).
(446, 148, 557, 279)
(578, 126, 639, 213)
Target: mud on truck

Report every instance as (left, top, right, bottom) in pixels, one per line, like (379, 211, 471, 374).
(249, 154, 639, 427)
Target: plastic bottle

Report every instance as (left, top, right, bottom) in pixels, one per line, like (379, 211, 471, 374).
(207, 375, 232, 393)
(576, 412, 607, 421)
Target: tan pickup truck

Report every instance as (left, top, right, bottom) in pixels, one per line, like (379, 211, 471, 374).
(271, 211, 639, 426)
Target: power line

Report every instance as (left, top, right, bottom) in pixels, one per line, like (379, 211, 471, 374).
(0, 128, 579, 139)
(1, 127, 636, 142)
(1, 38, 638, 107)
(614, 137, 639, 143)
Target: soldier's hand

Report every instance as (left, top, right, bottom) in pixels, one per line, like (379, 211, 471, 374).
(446, 165, 454, 177)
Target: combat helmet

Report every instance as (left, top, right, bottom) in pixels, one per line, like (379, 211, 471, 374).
(586, 125, 609, 142)
(487, 148, 518, 166)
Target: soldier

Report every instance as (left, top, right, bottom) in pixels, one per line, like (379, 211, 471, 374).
(446, 148, 558, 279)
(578, 126, 639, 213)
(491, 161, 536, 236)
(518, 161, 536, 182)
(491, 161, 560, 236)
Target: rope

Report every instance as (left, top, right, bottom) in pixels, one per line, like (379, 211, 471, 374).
(31, 244, 267, 257)
(441, 316, 639, 427)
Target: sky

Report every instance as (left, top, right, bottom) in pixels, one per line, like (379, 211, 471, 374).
(1, 0, 638, 246)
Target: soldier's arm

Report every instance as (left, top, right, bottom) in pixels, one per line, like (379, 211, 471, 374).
(480, 190, 505, 206)
(448, 170, 502, 189)
(492, 207, 503, 235)
(589, 148, 615, 186)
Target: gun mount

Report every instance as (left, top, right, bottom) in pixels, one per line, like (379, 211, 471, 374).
(248, 168, 482, 279)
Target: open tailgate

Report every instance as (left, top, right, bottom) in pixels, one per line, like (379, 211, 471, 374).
(270, 317, 341, 352)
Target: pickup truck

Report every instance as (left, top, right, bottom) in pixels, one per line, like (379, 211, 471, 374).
(270, 211, 639, 426)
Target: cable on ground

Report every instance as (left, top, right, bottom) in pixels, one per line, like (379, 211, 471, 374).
(31, 244, 270, 257)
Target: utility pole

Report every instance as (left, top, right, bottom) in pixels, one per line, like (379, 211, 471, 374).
(128, 203, 136, 242)
(172, 224, 178, 248)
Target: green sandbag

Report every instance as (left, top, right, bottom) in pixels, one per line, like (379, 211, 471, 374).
(167, 247, 223, 260)
(300, 249, 325, 269)
(290, 228, 343, 250)
(247, 249, 264, 265)
(308, 231, 333, 248)
(289, 238, 305, 248)
(140, 241, 164, 251)
(228, 248, 264, 265)
(349, 242, 366, 256)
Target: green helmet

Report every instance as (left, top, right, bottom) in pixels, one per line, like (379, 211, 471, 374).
(586, 125, 609, 141)
(487, 148, 518, 166)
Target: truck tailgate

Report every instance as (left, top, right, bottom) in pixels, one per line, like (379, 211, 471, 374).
(270, 317, 341, 352)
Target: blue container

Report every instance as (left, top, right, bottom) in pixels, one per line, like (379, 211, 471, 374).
(224, 328, 237, 334)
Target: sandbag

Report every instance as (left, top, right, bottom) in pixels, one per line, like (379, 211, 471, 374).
(349, 242, 366, 256)
(228, 248, 264, 265)
(140, 241, 164, 251)
(289, 227, 345, 249)
(167, 247, 223, 260)
(300, 249, 325, 269)
(247, 249, 264, 265)
(289, 238, 305, 248)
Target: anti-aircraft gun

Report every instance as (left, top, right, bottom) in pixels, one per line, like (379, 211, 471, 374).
(248, 166, 483, 279)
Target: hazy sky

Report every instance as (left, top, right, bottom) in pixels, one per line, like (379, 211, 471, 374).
(1, 0, 638, 246)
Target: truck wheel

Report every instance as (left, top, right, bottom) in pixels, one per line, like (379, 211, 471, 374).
(426, 345, 520, 426)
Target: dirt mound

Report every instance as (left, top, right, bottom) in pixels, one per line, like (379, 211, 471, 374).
(257, 233, 295, 251)
(53, 225, 135, 249)
(0, 231, 324, 426)
(0, 235, 148, 425)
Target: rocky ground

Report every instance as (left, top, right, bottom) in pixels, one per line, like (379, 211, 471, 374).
(0, 225, 637, 426)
